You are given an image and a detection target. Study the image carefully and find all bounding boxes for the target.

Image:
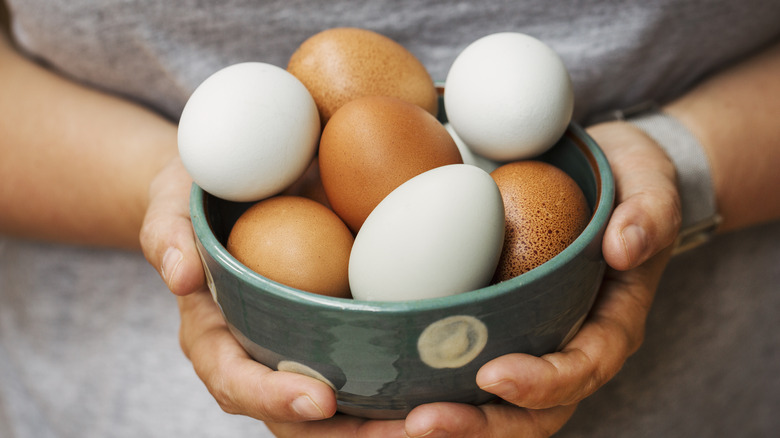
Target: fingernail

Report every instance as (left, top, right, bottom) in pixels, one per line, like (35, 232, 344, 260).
(408, 429, 445, 438)
(620, 224, 648, 267)
(292, 395, 326, 420)
(161, 247, 183, 286)
(479, 378, 518, 400)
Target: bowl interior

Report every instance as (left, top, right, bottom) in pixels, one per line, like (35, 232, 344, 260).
(193, 123, 611, 313)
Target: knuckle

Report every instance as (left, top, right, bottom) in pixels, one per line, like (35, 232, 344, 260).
(212, 384, 242, 415)
(573, 349, 606, 400)
(188, 340, 246, 416)
(207, 363, 245, 416)
(656, 184, 683, 241)
(138, 213, 165, 254)
(633, 184, 682, 246)
(137, 223, 155, 255)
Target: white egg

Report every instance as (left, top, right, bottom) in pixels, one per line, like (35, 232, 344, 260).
(349, 164, 505, 302)
(444, 32, 574, 161)
(178, 62, 320, 202)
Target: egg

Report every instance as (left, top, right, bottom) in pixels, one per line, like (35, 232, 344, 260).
(319, 95, 463, 233)
(227, 196, 353, 298)
(444, 32, 574, 161)
(178, 62, 320, 202)
(287, 27, 438, 125)
(490, 161, 590, 282)
(349, 164, 505, 302)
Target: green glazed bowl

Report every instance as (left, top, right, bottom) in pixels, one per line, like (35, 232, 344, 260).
(190, 94, 614, 419)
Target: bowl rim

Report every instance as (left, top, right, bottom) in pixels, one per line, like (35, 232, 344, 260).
(190, 123, 614, 315)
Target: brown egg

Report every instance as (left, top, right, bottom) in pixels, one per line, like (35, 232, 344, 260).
(287, 27, 438, 126)
(490, 161, 590, 282)
(227, 196, 353, 298)
(319, 95, 463, 233)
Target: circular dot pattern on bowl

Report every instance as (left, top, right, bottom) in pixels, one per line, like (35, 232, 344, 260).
(417, 315, 489, 369)
(277, 360, 337, 391)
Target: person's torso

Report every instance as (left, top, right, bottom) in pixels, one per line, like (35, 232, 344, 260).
(7, 0, 780, 122)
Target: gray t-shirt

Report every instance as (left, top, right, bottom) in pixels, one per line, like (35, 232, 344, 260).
(8, 0, 780, 122)
(2, 1, 779, 437)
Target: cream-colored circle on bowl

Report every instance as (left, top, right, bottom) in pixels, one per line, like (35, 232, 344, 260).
(417, 315, 488, 369)
(277, 360, 337, 391)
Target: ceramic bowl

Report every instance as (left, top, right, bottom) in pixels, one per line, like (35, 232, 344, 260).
(190, 92, 614, 420)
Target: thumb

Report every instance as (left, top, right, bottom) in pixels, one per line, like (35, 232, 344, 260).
(588, 122, 681, 271)
(140, 156, 205, 295)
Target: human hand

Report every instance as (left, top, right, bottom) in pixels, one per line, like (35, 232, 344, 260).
(140, 157, 339, 423)
(269, 258, 675, 437)
(141, 156, 205, 296)
(389, 121, 681, 438)
(265, 121, 682, 438)
(143, 120, 680, 436)
(378, 251, 673, 438)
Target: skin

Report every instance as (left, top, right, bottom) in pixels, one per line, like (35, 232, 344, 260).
(2, 7, 780, 437)
(0, 28, 177, 248)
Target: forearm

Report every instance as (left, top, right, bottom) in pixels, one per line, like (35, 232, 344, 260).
(0, 34, 178, 248)
(665, 40, 780, 233)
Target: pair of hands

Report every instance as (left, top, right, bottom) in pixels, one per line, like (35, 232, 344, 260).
(140, 120, 681, 438)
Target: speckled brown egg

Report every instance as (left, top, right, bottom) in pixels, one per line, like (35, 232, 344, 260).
(227, 196, 353, 298)
(319, 95, 463, 233)
(287, 27, 438, 126)
(490, 161, 590, 283)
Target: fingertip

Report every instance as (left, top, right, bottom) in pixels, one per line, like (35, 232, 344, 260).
(180, 250, 207, 295)
(404, 407, 440, 438)
(475, 354, 530, 402)
(162, 245, 206, 296)
(404, 403, 472, 438)
(603, 224, 649, 272)
(305, 382, 339, 419)
(475, 359, 507, 391)
(268, 372, 338, 422)
(291, 394, 329, 420)
(603, 203, 654, 271)
(205, 356, 338, 423)
(161, 247, 184, 288)
(619, 224, 650, 267)
(164, 220, 207, 295)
